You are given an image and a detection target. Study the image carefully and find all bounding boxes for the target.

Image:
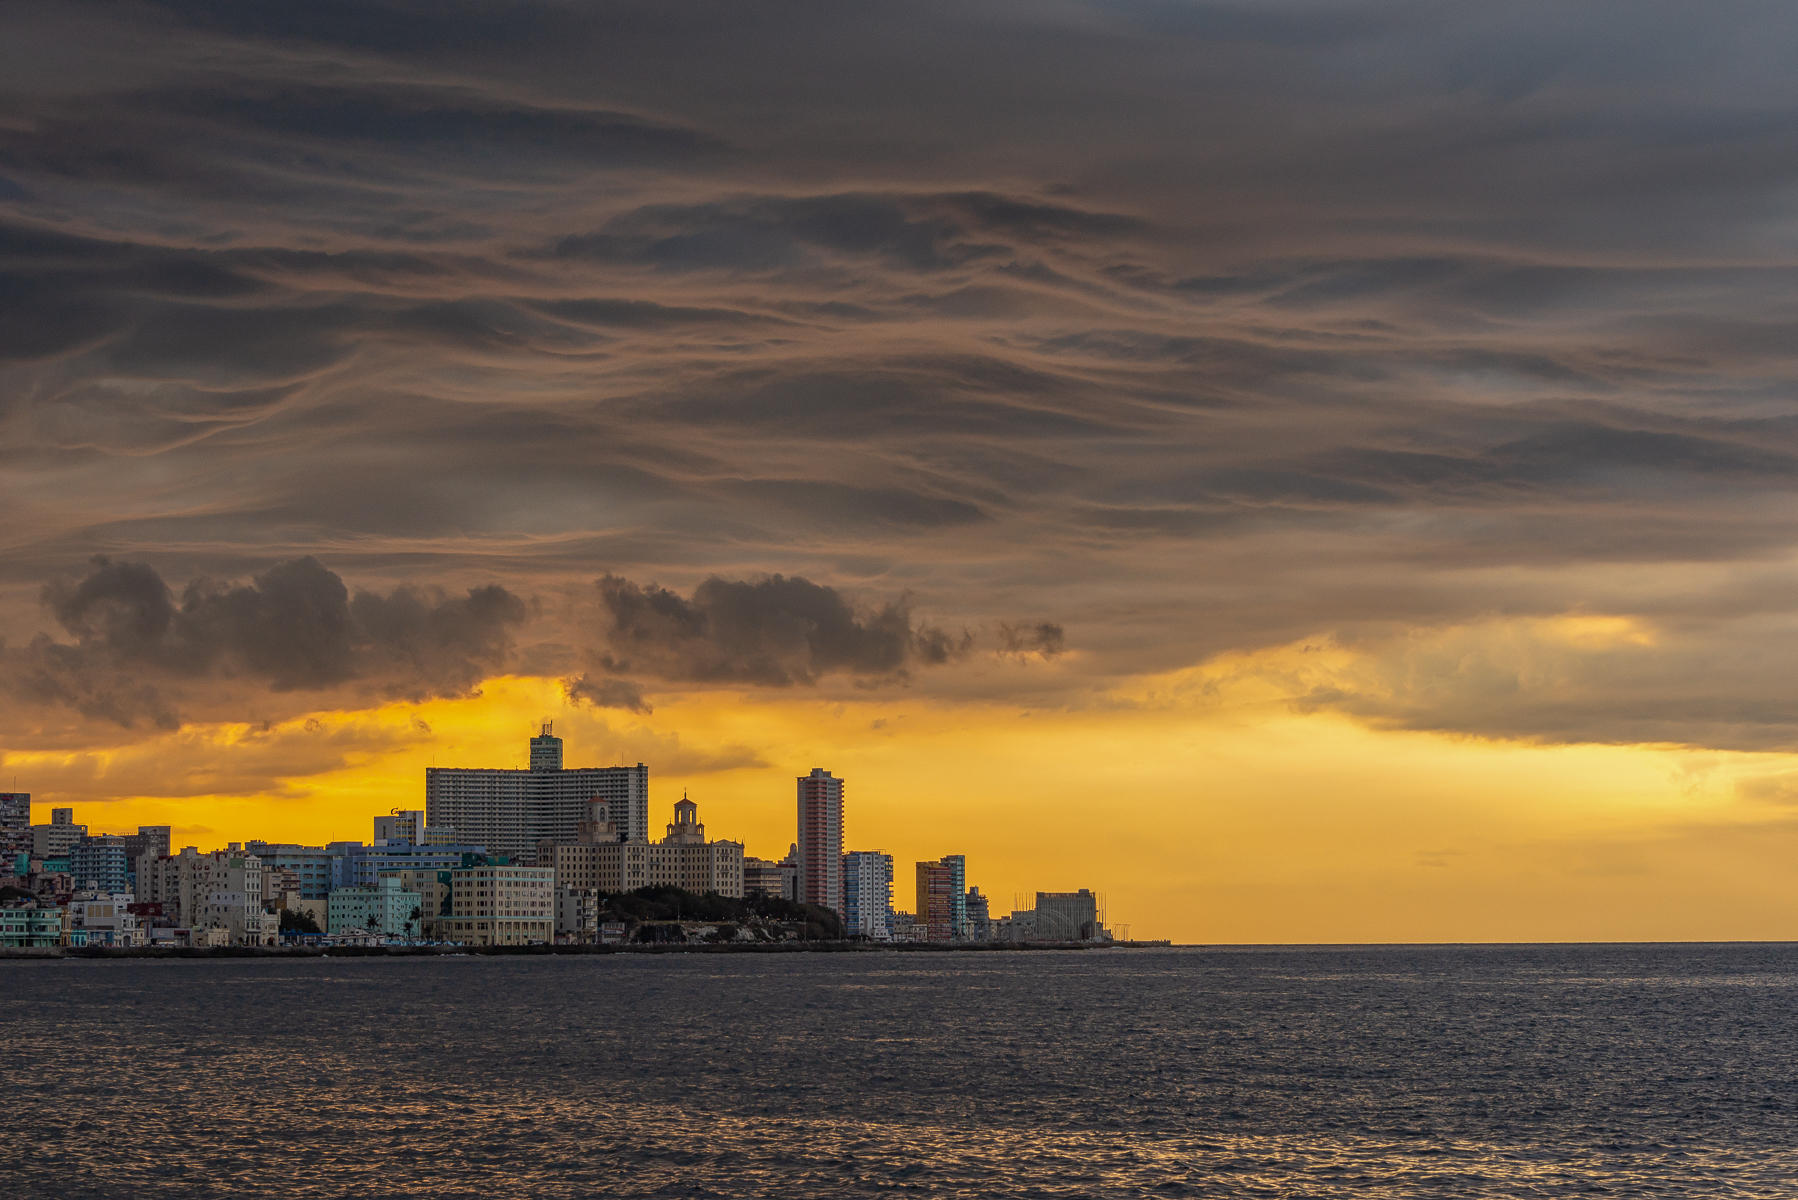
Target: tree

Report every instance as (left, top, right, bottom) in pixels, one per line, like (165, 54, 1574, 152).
(279, 908, 321, 935)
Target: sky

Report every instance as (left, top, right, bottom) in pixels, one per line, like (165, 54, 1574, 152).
(5, 1, 1798, 941)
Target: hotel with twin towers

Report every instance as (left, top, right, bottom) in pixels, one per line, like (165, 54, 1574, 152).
(424, 724, 649, 861)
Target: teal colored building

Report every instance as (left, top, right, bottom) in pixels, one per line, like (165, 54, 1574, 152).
(0, 907, 64, 948)
(326, 876, 423, 939)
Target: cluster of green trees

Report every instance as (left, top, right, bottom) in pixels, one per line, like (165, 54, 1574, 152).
(597, 886, 843, 940)
(278, 909, 321, 934)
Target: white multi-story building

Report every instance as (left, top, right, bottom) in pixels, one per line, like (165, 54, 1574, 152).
(31, 807, 86, 860)
(797, 769, 844, 916)
(70, 894, 143, 947)
(426, 726, 649, 859)
(842, 850, 894, 940)
(137, 846, 277, 946)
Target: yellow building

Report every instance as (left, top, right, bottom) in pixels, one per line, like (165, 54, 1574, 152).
(443, 864, 554, 945)
(540, 795, 744, 898)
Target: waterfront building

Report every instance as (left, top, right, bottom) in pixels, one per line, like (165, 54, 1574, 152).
(377, 868, 454, 927)
(137, 847, 277, 946)
(1033, 890, 1107, 941)
(68, 834, 129, 895)
(326, 876, 423, 939)
(797, 769, 844, 916)
(0, 793, 29, 862)
(842, 850, 894, 940)
(542, 796, 744, 898)
(70, 894, 143, 947)
(915, 859, 956, 942)
(31, 808, 86, 860)
(122, 826, 171, 889)
(965, 886, 992, 942)
(914, 855, 967, 941)
(426, 726, 650, 859)
(0, 906, 63, 949)
(555, 888, 601, 941)
(744, 854, 798, 902)
(647, 795, 744, 896)
(443, 864, 554, 945)
(943, 855, 967, 938)
(889, 910, 921, 942)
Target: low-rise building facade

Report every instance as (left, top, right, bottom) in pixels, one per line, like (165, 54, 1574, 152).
(137, 847, 276, 946)
(444, 864, 554, 945)
(326, 876, 423, 939)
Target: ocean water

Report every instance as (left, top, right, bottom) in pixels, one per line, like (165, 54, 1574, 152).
(5, 945, 1798, 1197)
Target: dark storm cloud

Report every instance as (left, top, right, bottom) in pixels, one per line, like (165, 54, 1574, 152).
(563, 674, 652, 715)
(4, 0, 1798, 753)
(998, 623, 1066, 659)
(8, 557, 527, 727)
(590, 573, 965, 687)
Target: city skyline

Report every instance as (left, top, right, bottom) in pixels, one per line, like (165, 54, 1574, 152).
(3, 731, 1066, 930)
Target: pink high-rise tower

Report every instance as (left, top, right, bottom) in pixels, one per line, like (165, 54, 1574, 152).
(796, 768, 844, 916)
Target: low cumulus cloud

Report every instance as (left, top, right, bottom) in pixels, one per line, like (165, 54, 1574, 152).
(588, 573, 971, 688)
(7, 556, 526, 728)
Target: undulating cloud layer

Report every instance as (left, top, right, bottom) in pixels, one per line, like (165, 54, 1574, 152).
(5, 1, 1798, 936)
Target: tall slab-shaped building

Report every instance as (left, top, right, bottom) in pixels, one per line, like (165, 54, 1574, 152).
(796, 768, 844, 916)
(426, 726, 648, 861)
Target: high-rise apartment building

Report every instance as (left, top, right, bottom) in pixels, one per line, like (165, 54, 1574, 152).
(32, 807, 86, 860)
(913, 856, 968, 941)
(69, 834, 129, 895)
(796, 768, 844, 915)
(0, 793, 29, 864)
(123, 826, 171, 888)
(915, 858, 957, 942)
(964, 886, 991, 941)
(842, 850, 894, 940)
(426, 726, 649, 859)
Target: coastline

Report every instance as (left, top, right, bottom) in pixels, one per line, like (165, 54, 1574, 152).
(0, 939, 1172, 960)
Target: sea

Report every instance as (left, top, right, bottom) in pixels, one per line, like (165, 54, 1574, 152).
(5, 944, 1797, 1197)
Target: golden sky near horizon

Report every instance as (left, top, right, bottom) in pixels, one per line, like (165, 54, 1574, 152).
(19, 638, 1798, 943)
(7, 3, 1798, 942)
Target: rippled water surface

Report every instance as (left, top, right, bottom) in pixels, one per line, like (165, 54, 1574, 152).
(7, 945, 1798, 1197)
